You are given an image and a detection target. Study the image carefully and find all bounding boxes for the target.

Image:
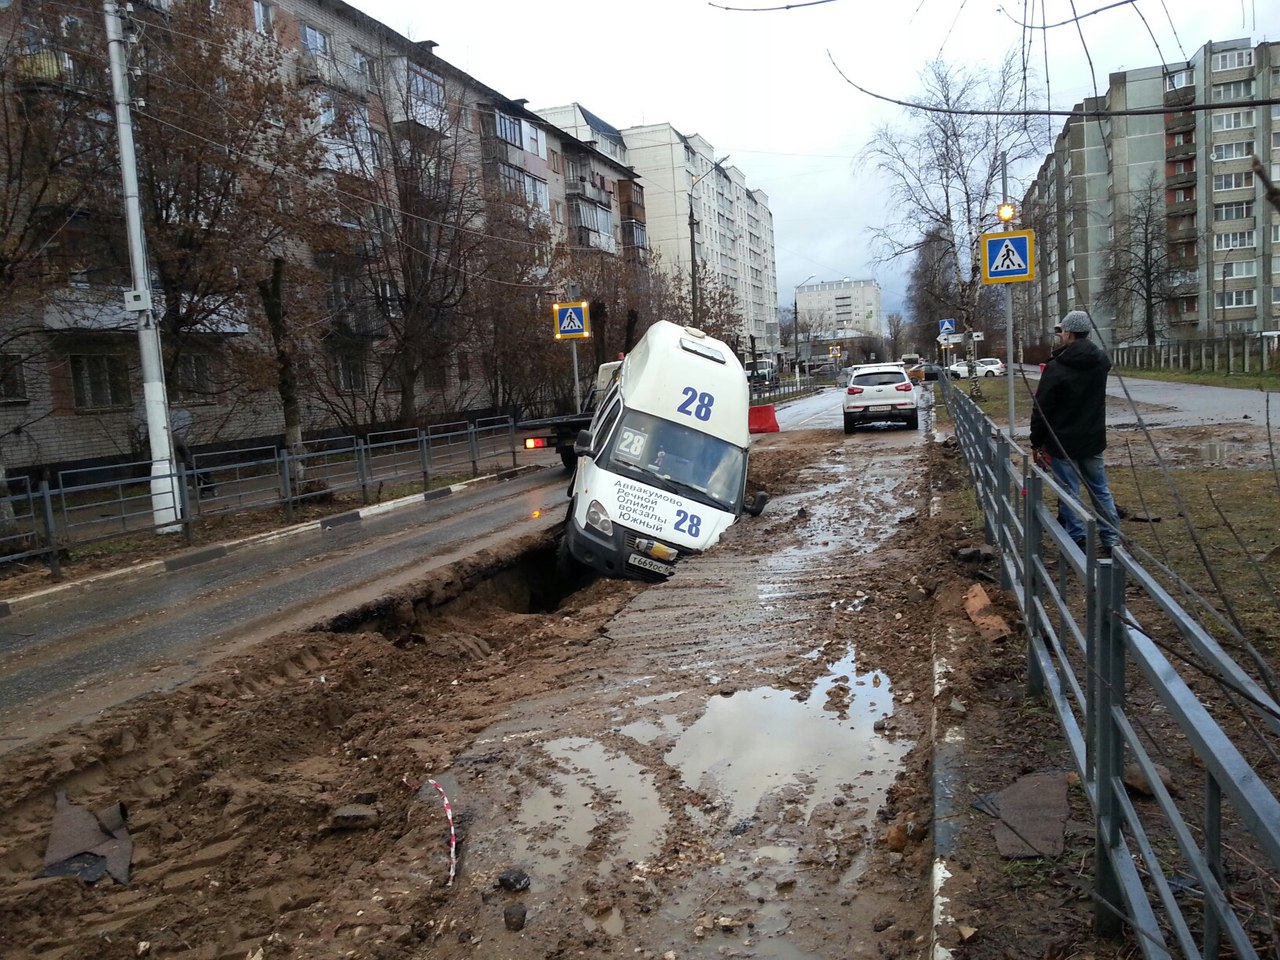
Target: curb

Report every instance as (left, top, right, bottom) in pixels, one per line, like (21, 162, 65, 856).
(0, 465, 540, 618)
(929, 489, 961, 960)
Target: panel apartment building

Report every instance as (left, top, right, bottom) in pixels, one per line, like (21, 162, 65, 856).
(1022, 37, 1279, 348)
(794, 279, 883, 365)
(538, 106, 780, 359)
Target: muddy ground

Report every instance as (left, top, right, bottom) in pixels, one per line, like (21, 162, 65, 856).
(0, 425, 1154, 960)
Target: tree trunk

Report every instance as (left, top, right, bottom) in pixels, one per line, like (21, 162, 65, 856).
(258, 257, 306, 478)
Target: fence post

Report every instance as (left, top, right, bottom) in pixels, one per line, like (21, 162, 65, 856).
(38, 479, 62, 581)
(278, 448, 295, 523)
(418, 429, 431, 494)
(508, 417, 518, 469)
(1092, 557, 1127, 937)
(176, 461, 194, 544)
(994, 432, 1012, 590)
(467, 422, 480, 478)
(355, 437, 370, 505)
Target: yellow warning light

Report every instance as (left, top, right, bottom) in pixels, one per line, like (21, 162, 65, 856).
(532, 510, 542, 519)
(997, 202, 1016, 223)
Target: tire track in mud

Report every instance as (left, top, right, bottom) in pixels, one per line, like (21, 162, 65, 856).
(0, 429, 941, 960)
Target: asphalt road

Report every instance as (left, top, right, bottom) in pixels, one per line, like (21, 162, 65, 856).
(0, 468, 569, 744)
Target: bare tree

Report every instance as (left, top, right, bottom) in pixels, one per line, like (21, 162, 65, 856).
(0, 8, 118, 526)
(1098, 170, 1179, 347)
(863, 54, 1048, 395)
(884, 312, 906, 359)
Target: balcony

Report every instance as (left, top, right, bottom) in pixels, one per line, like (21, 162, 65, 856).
(621, 220, 647, 250)
(1166, 143, 1196, 162)
(1164, 86, 1195, 109)
(1166, 169, 1195, 188)
(571, 225, 617, 254)
(1168, 222, 1198, 243)
(297, 53, 369, 100)
(1167, 199, 1196, 217)
(14, 49, 82, 89)
(565, 178, 611, 206)
(481, 137, 523, 166)
(1164, 111, 1196, 135)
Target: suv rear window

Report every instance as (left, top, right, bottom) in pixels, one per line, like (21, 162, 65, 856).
(853, 371, 908, 387)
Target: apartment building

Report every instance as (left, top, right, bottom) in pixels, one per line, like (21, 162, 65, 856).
(795, 279, 882, 337)
(1023, 38, 1279, 347)
(0, 0, 645, 472)
(539, 106, 780, 358)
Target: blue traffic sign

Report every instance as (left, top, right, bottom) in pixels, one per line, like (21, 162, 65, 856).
(553, 301, 591, 340)
(981, 230, 1035, 284)
(939, 318, 956, 335)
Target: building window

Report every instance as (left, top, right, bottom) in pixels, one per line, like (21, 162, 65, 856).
(1214, 289, 1255, 308)
(1180, 297, 1197, 314)
(1173, 160, 1191, 174)
(334, 352, 365, 392)
(1213, 200, 1253, 221)
(0, 355, 27, 402)
(407, 67, 445, 128)
(1211, 79, 1253, 101)
(70, 354, 130, 410)
(1211, 49, 1253, 71)
(549, 149, 561, 174)
(552, 199, 564, 224)
(1211, 140, 1254, 161)
(1273, 286, 1280, 305)
(1164, 69, 1193, 91)
(1172, 133, 1190, 146)
(1212, 172, 1254, 191)
(1273, 224, 1280, 243)
(300, 24, 329, 55)
(172, 353, 213, 402)
(1212, 109, 1255, 131)
(496, 112, 522, 147)
(1213, 230, 1256, 250)
(1215, 260, 1257, 279)
(1172, 188, 1193, 202)
(252, 0, 273, 36)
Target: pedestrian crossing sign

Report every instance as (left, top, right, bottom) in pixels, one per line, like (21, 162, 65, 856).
(553, 301, 591, 340)
(981, 230, 1035, 284)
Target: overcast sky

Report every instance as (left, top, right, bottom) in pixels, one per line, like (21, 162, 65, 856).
(347, 0, 1278, 317)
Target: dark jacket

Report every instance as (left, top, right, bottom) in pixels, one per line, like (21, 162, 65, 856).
(1029, 337, 1111, 459)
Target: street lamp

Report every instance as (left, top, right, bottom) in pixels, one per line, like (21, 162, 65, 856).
(688, 154, 729, 327)
(793, 274, 815, 372)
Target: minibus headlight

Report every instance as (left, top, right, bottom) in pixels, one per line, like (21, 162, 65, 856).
(585, 500, 613, 536)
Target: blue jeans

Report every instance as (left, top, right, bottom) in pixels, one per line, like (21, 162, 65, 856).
(1049, 453, 1120, 547)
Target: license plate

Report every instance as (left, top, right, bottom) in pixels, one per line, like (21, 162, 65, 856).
(871, 404, 892, 411)
(628, 552, 673, 575)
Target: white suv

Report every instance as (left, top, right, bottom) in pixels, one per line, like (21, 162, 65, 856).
(841, 363, 919, 433)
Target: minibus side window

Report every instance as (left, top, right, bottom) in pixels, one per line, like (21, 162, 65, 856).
(591, 395, 623, 456)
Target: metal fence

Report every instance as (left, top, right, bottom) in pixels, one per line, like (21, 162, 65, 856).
(1112, 335, 1278, 376)
(1, 418, 519, 576)
(940, 377, 1280, 959)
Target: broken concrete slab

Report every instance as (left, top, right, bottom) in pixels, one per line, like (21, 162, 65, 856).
(972, 771, 1070, 859)
(39, 790, 133, 884)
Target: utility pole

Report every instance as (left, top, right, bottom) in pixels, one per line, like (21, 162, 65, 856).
(104, 0, 180, 531)
(1002, 152, 1016, 437)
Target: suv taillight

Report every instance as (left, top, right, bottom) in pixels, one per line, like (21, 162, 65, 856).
(847, 386, 863, 395)
(895, 382, 913, 392)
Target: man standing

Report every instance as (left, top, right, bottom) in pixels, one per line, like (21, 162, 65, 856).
(1030, 310, 1121, 556)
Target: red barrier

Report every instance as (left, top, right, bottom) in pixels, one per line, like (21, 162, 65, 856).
(748, 404, 779, 434)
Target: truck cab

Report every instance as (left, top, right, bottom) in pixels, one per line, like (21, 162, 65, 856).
(563, 321, 767, 581)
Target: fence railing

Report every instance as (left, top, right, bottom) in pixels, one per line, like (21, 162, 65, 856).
(1, 418, 519, 577)
(1112, 335, 1278, 375)
(940, 377, 1280, 959)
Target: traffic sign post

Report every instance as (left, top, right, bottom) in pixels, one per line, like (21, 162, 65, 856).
(552, 301, 591, 411)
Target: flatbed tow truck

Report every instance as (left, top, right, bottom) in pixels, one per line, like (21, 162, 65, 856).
(517, 361, 621, 470)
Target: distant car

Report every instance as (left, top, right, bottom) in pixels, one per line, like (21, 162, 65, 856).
(841, 363, 919, 433)
(808, 361, 838, 378)
(907, 362, 946, 383)
(949, 358, 1007, 378)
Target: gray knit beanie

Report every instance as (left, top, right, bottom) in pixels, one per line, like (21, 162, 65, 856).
(1060, 310, 1091, 334)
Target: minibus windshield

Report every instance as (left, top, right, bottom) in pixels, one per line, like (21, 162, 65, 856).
(604, 410, 746, 511)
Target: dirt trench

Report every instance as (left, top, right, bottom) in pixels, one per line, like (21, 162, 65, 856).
(0, 426, 1107, 960)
